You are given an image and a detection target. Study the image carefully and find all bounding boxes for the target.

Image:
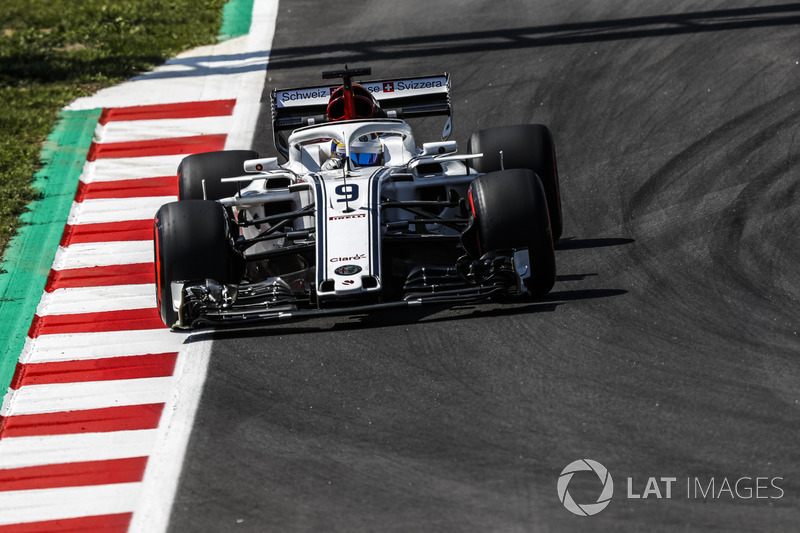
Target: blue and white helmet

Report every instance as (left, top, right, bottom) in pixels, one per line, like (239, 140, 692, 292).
(331, 133, 384, 167)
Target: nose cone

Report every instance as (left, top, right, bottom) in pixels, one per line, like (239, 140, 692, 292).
(331, 261, 367, 294)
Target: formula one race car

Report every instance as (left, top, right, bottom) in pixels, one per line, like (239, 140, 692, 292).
(153, 67, 563, 329)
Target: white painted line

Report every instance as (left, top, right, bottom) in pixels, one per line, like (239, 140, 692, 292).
(52, 241, 153, 269)
(17, 329, 185, 365)
(67, 37, 259, 111)
(128, 336, 212, 533)
(95, 116, 234, 144)
(80, 155, 186, 183)
(67, 196, 176, 225)
(0, 483, 141, 526)
(1, 376, 175, 416)
(36, 285, 155, 316)
(130, 3, 281, 530)
(224, 0, 276, 151)
(0, 2, 281, 531)
(0, 430, 158, 469)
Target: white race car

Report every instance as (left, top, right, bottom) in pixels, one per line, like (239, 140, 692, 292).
(153, 67, 563, 329)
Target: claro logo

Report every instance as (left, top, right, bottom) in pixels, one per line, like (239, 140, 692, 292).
(330, 254, 367, 262)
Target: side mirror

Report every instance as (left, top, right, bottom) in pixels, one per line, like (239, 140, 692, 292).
(420, 141, 458, 156)
(244, 157, 281, 173)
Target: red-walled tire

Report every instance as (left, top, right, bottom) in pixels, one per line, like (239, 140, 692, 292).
(153, 200, 242, 327)
(468, 124, 562, 241)
(462, 168, 556, 297)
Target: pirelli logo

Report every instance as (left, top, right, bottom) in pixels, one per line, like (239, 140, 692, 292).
(329, 213, 367, 221)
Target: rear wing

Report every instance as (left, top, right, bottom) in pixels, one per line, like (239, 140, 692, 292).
(270, 73, 452, 158)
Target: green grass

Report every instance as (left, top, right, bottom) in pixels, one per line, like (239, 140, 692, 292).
(0, 0, 228, 261)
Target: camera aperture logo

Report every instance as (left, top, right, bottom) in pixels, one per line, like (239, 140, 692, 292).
(557, 459, 786, 517)
(557, 459, 614, 516)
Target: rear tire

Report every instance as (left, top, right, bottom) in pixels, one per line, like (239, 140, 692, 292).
(178, 150, 259, 200)
(462, 169, 556, 297)
(153, 200, 243, 327)
(468, 124, 563, 240)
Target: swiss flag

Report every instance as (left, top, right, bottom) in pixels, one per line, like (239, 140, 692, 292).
(383, 82, 395, 93)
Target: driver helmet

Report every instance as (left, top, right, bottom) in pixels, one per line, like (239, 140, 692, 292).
(330, 133, 384, 167)
(327, 83, 378, 121)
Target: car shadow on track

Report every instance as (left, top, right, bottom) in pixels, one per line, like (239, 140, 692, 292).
(185, 287, 627, 342)
(555, 236, 635, 250)
(184, 236, 634, 341)
(265, 4, 800, 70)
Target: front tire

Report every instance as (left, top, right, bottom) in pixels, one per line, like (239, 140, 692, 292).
(153, 200, 243, 327)
(468, 124, 563, 240)
(462, 169, 556, 297)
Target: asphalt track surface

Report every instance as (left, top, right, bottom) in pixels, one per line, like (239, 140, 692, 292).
(169, 1, 800, 531)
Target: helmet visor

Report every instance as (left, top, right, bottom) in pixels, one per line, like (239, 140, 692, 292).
(350, 152, 381, 166)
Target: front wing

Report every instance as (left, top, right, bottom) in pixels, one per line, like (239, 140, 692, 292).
(170, 250, 533, 329)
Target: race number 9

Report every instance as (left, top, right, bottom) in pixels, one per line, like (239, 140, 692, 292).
(335, 184, 359, 203)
